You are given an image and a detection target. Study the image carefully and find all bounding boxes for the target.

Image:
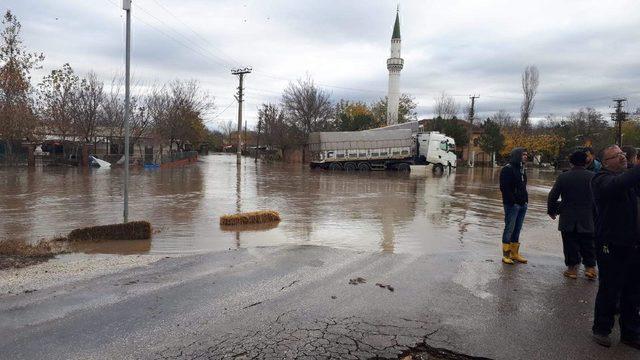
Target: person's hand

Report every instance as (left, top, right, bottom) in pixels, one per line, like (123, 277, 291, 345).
(549, 214, 556, 220)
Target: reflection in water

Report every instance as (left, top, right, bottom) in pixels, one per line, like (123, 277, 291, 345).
(0, 155, 562, 256)
(67, 239, 151, 255)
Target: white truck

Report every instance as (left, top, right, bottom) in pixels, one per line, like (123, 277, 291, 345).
(308, 129, 456, 172)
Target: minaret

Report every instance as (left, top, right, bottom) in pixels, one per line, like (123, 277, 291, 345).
(386, 8, 403, 125)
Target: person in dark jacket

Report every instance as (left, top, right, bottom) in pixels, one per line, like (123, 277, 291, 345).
(584, 146, 602, 173)
(590, 145, 640, 349)
(547, 150, 596, 279)
(499, 147, 529, 264)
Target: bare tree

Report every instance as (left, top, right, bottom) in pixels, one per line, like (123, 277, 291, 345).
(489, 109, 517, 128)
(258, 103, 290, 150)
(0, 10, 44, 160)
(433, 91, 459, 120)
(520, 65, 539, 128)
(281, 76, 333, 142)
(219, 119, 235, 143)
(75, 72, 104, 143)
(38, 63, 80, 142)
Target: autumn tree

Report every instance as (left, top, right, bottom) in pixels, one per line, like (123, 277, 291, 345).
(520, 65, 539, 128)
(281, 76, 333, 143)
(335, 100, 379, 131)
(370, 93, 417, 125)
(0, 10, 44, 160)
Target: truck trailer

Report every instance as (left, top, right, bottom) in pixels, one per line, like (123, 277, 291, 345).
(308, 129, 457, 171)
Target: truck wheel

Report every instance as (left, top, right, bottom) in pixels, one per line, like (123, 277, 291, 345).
(344, 162, 356, 171)
(432, 163, 444, 174)
(329, 163, 342, 171)
(357, 162, 370, 171)
(397, 163, 410, 172)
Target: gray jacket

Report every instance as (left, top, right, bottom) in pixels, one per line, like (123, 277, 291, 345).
(547, 167, 595, 233)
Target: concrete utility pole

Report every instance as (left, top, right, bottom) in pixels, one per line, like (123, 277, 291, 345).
(231, 68, 251, 164)
(611, 98, 628, 146)
(122, 0, 132, 223)
(467, 95, 479, 167)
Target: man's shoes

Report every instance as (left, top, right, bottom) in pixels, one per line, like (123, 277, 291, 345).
(564, 266, 578, 279)
(592, 333, 612, 347)
(584, 266, 598, 280)
(621, 337, 640, 350)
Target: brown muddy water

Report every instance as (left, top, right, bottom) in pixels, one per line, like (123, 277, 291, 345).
(0, 154, 562, 256)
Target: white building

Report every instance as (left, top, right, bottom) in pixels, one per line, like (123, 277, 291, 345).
(386, 9, 403, 126)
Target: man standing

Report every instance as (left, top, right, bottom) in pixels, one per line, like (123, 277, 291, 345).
(499, 147, 529, 264)
(547, 151, 596, 279)
(584, 146, 602, 172)
(591, 145, 640, 349)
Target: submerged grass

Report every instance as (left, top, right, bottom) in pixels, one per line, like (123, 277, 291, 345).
(219, 210, 281, 226)
(67, 221, 152, 241)
(0, 239, 67, 270)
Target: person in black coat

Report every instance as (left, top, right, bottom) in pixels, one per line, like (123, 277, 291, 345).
(590, 145, 640, 349)
(499, 147, 529, 264)
(547, 150, 596, 279)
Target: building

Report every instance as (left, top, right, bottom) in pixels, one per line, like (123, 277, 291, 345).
(386, 8, 403, 126)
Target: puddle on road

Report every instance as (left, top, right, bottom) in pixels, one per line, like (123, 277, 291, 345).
(0, 155, 561, 256)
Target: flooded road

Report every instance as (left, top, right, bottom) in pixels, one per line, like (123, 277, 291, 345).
(0, 154, 562, 256)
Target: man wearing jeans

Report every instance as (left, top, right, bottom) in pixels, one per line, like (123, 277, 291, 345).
(591, 145, 640, 349)
(499, 147, 529, 264)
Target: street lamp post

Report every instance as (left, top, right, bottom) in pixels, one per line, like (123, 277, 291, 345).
(123, 0, 131, 223)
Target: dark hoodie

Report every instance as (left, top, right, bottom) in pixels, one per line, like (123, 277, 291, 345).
(500, 147, 528, 206)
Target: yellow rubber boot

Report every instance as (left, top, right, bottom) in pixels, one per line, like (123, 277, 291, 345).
(502, 244, 514, 264)
(510, 242, 528, 264)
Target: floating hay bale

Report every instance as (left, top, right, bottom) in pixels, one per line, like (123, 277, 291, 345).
(219, 210, 281, 226)
(67, 221, 152, 241)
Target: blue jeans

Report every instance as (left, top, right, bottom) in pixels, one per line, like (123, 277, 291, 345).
(502, 203, 527, 244)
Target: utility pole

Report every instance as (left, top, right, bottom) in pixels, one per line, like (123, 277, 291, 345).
(255, 118, 261, 163)
(122, 0, 132, 223)
(611, 98, 628, 146)
(467, 95, 479, 167)
(231, 67, 252, 164)
(243, 122, 247, 152)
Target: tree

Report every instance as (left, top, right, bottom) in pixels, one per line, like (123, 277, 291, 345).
(478, 119, 504, 164)
(426, 116, 469, 150)
(520, 65, 539, 128)
(335, 100, 379, 131)
(281, 76, 333, 143)
(622, 120, 640, 147)
(489, 110, 517, 128)
(0, 10, 44, 160)
(258, 102, 291, 150)
(38, 63, 80, 142)
(75, 72, 104, 143)
(433, 91, 459, 120)
(370, 93, 417, 125)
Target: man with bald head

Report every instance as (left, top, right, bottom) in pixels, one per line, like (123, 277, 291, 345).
(591, 145, 640, 349)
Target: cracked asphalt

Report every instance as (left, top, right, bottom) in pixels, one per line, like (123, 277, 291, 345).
(0, 245, 638, 359)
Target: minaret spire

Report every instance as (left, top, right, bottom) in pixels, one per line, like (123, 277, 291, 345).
(386, 7, 403, 125)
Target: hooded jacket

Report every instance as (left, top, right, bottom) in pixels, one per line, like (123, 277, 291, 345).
(500, 148, 528, 206)
(592, 165, 640, 247)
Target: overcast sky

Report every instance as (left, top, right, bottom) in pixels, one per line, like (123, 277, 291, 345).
(5, 0, 640, 130)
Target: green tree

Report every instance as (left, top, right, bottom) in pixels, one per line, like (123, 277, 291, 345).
(370, 93, 418, 125)
(0, 10, 44, 160)
(478, 119, 504, 162)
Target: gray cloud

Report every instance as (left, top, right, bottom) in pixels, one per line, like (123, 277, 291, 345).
(4, 0, 640, 129)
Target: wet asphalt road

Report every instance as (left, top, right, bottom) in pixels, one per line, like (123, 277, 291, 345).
(0, 245, 637, 360)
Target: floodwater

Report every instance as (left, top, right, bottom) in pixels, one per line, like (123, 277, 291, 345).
(0, 154, 563, 256)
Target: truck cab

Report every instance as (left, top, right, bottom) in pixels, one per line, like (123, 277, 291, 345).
(416, 132, 457, 169)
